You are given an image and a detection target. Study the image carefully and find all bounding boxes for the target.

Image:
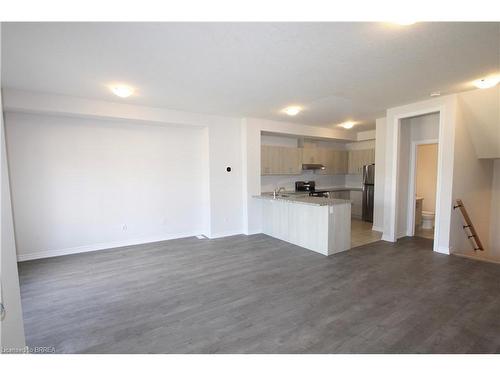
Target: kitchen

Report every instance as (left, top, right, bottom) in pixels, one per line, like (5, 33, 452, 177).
(255, 132, 380, 255)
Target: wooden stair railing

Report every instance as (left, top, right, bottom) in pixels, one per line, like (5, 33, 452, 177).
(453, 199, 484, 251)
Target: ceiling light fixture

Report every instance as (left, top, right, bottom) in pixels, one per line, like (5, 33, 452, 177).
(110, 84, 135, 98)
(282, 106, 302, 116)
(473, 76, 500, 89)
(339, 121, 356, 129)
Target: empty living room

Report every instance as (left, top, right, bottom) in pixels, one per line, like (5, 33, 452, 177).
(1, 1, 500, 374)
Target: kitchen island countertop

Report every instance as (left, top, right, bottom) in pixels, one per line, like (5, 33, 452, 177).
(254, 193, 351, 207)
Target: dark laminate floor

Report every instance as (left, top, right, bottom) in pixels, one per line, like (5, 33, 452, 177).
(18, 234, 500, 354)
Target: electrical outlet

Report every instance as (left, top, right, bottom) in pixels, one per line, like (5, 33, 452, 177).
(122, 224, 127, 231)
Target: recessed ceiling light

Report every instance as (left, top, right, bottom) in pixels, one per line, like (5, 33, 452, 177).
(282, 106, 302, 116)
(110, 85, 134, 98)
(339, 121, 356, 129)
(430, 91, 441, 97)
(473, 76, 500, 89)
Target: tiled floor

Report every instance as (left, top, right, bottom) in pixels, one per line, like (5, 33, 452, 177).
(351, 218, 382, 248)
(415, 225, 434, 240)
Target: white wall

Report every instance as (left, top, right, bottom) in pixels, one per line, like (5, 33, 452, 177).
(0, 22, 26, 349)
(449, 103, 494, 254)
(5, 112, 208, 260)
(261, 134, 298, 148)
(373, 117, 386, 232)
(345, 139, 376, 150)
(3, 89, 246, 249)
(457, 86, 500, 159)
(491, 160, 500, 255)
(357, 130, 376, 141)
(396, 118, 412, 238)
(207, 120, 243, 238)
(416, 143, 438, 212)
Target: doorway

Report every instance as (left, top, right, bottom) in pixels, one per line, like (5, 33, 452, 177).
(412, 142, 438, 240)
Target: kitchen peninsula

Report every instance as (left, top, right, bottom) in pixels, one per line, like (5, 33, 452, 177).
(254, 193, 351, 256)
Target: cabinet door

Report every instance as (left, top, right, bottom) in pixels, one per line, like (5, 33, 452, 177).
(269, 146, 283, 174)
(316, 148, 333, 175)
(282, 147, 302, 175)
(350, 190, 363, 218)
(331, 150, 348, 174)
(261, 145, 302, 175)
(368, 148, 375, 164)
(348, 150, 357, 174)
(340, 150, 348, 174)
(261, 145, 271, 175)
(348, 149, 375, 174)
(302, 147, 319, 164)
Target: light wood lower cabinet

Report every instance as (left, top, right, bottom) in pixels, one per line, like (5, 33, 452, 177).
(328, 190, 350, 200)
(261, 198, 351, 255)
(350, 190, 363, 218)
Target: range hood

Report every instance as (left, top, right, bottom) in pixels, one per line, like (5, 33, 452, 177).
(302, 163, 326, 170)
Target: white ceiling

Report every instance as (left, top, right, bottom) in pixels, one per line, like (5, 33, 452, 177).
(2, 22, 499, 131)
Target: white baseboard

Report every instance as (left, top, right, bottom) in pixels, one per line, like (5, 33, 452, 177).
(453, 251, 500, 265)
(381, 234, 396, 242)
(371, 225, 383, 233)
(435, 245, 450, 255)
(206, 230, 243, 239)
(17, 231, 202, 262)
(397, 232, 407, 239)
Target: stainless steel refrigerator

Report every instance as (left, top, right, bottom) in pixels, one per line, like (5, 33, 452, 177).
(362, 164, 375, 222)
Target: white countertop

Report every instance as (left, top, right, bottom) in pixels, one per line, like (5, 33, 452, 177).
(254, 193, 351, 206)
(261, 186, 363, 196)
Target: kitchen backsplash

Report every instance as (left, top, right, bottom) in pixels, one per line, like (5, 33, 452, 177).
(261, 172, 346, 192)
(345, 174, 363, 187)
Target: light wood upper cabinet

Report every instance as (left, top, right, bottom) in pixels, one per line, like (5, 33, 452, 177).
(282, 147, 302, 175)
(262, 145, 373, 176)
(261, 145, 302, 175)
(348, 149, 375, 174)
(302, 147, 320, 164)
(333, 150, 348, 174)
(316, 149, 348, 175)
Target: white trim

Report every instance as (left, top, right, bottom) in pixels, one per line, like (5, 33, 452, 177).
(381, 234, 394, 242)
(16, 231, 203, 262)
(436, 245, 450, 255)
(407, 139, 438, 237)
(388, 105, 447, 254)
(206, 230, 243, 239)
(371, 225, 383, 233)
(453, 252, 500, 265)
(397, 231, 407, 240)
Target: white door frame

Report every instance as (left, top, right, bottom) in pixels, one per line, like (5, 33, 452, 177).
(388, 105, 447, 253)
(406, 139, 439, 237)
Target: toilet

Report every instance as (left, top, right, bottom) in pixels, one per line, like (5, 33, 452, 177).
(421, 211, 435, 229)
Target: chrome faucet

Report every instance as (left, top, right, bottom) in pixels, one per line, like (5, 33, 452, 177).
(273, 187, 286, 198)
